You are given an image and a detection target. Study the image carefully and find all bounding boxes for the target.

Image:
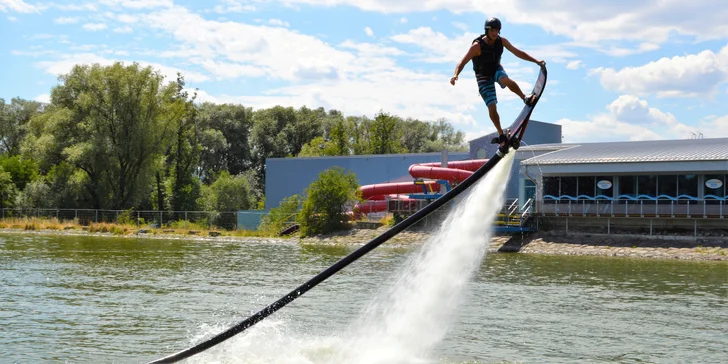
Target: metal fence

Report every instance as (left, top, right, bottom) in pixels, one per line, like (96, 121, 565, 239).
(0, 208, 259, 231)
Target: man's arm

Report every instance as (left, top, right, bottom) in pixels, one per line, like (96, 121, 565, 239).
(502, 37, 545, 66)
(450, 42, 481, 85)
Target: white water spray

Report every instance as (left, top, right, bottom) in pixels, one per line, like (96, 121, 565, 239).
(332, 150, 517, 364)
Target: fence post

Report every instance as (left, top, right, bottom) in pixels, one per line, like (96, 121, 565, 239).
(185, 211, 188, 229)
(116, 210, 119, 224)
(209, 212, 212, 230)
(95, 210, 98, 223)
(160, 211, 163, 228)
(137, 211, 140, 227)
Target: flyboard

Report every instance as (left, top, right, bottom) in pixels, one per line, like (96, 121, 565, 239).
(146, 64, 547, 364)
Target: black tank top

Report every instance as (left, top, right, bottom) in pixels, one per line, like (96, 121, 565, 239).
(472, 35, 503, 78)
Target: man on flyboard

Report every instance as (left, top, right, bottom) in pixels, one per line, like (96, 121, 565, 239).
(450, 17, 546, 146)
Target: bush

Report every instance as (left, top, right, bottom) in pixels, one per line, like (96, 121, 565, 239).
(259, 194, 303, 236)
(297, 167, 359, 237)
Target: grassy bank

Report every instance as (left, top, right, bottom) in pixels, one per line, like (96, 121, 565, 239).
(0, 217, 269, 238)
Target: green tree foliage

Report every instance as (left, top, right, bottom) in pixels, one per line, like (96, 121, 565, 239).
(0, 166, 17, 208)
(15, 180, 55, 209)
(198, 171, 253, 212)
(0, 154, 40, 191)
(259, 194, 303, 236)
(297, 167, 359, 237)
(0, 98, 43, 156)
(45, 161, 89, 209)
(165, 75, 202, 212)
(195, 102, 254, 183)
(370, 111, 405, 154)
(250, 106, 326, 187)
(22, 62, 189, 209)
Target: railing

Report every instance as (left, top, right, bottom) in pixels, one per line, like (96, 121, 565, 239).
(538, 199, 726, 219)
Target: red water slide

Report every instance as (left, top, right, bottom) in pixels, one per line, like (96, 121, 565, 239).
(354, 159, 489, 214)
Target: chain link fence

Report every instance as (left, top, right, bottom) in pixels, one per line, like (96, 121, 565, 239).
(0, 208, 259, 231)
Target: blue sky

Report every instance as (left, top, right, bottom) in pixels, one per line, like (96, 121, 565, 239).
(2, 0, 728, 144)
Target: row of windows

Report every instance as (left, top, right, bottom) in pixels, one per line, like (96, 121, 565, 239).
(542, 174, 726, 203)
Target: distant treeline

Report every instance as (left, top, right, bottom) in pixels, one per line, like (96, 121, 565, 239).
(0, 61, 468, 212)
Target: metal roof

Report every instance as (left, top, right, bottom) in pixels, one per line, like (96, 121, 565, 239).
(520, 137, 728, 165)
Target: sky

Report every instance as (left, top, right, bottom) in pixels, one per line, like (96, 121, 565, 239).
(2, 0, 728, 144)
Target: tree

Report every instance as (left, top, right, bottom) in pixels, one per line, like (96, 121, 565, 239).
(165, 74, 201, 212)
(0, 98, 43, 156)
(195, 102, 254, 183)
(297, 167, 359, 237)
(198, 171, 254, 212)
(0, 166, 17, 208)
(369, 111, 405, 154)
(21, 62, 189, 209)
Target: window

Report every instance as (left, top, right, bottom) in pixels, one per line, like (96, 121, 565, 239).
(678, 174, 698, 203)
(638, 175, 657, 199)
(619, 175, 637, 203)
(658, 175, 677, 204)
(578, 176, 595, 200)
(543, 177, 559, 203)
(561, 177, 577, 200)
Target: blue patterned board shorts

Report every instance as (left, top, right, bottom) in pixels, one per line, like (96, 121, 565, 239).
(477, 66, 508, 107)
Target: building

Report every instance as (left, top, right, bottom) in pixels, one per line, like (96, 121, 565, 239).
(517, 137, 728, 235)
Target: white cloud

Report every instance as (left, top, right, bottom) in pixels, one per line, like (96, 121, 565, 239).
(7, 15, 16, 21)
(591, 45, 728, 98)
(390, 26, 474, 64)
(52, 3, 98, 11)
(98, 0, 173, 9)
(399, 17, 407, 24)
(83, 23, 108, 31)
(697, 115, 728, 138)
(270, 1, 728, 52)
(268, 18, 289, 27)
(566, 60, 582, 70)
(117, 14, 138, 23)
(200, 60, 267, 79)
(212, 0, 255, 13)
(113, 25, 133, 33)
(364, 26, 374, 37)
(274, 0, 473, 13)
(33, 93, 50, 103)
(556, 95, 695, 142)
(35, 53, 210, 83)
(54, 17, 80, 24)
(141, 6, 356, 82)
(0, 0, 37, 13)
(338, 40, 405, 57)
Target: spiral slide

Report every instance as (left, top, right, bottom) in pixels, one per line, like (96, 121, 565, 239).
(354, 159, 489, 214)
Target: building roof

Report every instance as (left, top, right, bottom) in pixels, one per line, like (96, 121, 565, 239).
(521, 137, 728, 165)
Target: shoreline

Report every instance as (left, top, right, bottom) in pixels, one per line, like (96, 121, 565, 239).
(1, 227, 726, 261)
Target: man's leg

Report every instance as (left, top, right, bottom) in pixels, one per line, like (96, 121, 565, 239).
(496, 68, 536, 105)
(487, 103, 503, 136)
(478, 79, 503, 135)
